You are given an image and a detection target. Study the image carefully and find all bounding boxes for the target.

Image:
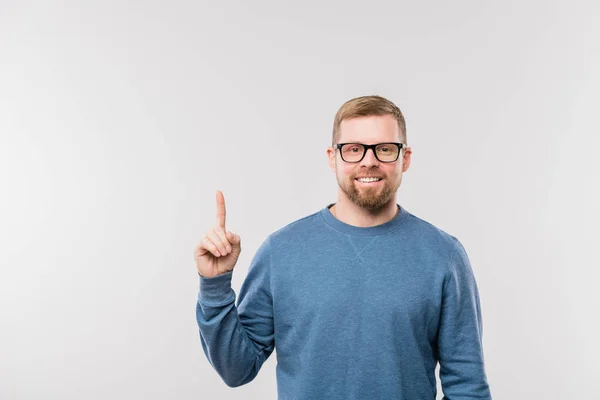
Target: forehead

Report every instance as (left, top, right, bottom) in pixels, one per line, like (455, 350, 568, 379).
(338, 114, 401, 143)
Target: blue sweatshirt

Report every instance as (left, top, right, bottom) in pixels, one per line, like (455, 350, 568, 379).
(196, 204, 492, 399)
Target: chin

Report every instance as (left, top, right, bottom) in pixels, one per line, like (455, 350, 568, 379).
(348, 185, 395, 210)
(336, 173, 400, 209)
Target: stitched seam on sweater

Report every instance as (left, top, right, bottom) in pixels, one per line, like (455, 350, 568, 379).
(346, 236, 366, 263)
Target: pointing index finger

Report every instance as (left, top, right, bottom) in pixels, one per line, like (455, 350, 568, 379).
(216, 190, 226, 230)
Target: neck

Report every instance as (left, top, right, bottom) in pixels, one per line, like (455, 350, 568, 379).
(330, 196, 399, 228)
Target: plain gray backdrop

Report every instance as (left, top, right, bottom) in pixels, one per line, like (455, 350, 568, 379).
(1, 1, 599, 399)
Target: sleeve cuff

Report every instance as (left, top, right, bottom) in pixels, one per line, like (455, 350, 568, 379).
(198, 270, 235, 304)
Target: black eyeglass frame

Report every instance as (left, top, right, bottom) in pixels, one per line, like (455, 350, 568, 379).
(333, 142, 406, 163)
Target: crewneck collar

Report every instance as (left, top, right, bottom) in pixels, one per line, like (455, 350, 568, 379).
(319, 203, 409, 236)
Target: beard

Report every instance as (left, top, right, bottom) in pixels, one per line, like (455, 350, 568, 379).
(337, 169, 401, 210)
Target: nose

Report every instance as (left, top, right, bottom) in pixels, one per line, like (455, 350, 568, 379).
(360, 147, 380, 167)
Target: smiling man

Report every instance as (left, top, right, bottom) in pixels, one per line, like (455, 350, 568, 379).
(326, 104, 409, 226)
(195, 95, 492, 399)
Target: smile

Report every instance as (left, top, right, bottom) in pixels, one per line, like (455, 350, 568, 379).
(355, 177, 383, 183)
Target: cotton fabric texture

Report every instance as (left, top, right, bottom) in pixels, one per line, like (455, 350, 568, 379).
(197, 204, 492, 399)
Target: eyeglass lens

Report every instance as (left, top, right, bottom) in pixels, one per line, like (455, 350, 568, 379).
(341, 144, 399, 162)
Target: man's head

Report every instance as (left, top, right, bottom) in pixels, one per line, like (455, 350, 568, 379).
(326, 95, 412, 210)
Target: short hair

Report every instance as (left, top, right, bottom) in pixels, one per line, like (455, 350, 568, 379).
(332, 95, 407, 146)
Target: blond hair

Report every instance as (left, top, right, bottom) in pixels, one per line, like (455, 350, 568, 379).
(332, 95, 407, 146)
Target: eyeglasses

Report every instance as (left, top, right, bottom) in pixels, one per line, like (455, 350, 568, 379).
(333, 142, 406, 163)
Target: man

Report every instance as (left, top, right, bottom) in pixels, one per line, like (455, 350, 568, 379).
(195, 95, 492, 399)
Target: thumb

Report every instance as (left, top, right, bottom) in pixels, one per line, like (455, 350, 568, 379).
(226, 231, 241, 247)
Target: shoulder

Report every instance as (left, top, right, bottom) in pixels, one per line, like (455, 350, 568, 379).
(265, 209, 323, 248)
(403, 210, 466, 267)
(405, 212, 475, 281)
(407, 211, 461, 247)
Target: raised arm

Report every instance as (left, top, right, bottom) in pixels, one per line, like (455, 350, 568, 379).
(195, 190, 275, 387)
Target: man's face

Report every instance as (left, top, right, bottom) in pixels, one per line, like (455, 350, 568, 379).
(327, 114, 411, 210)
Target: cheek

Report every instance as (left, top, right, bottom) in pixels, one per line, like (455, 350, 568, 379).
(340, 166, 356, 179)
(382, 168, 402, 183)
(335, 160, 353, 176)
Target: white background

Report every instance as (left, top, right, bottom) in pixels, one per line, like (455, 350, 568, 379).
(1, 1, 599, 399)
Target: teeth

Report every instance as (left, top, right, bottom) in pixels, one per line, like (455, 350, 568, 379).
(357, 177, 381, 182)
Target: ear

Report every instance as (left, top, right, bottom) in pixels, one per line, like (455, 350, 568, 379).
(326, 146, 336, 172)
(402, 146, 412, 172)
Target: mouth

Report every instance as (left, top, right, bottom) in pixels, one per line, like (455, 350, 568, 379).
(355, 177, 384, 185)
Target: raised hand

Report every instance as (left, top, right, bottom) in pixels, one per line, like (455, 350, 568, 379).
(195, 190, 242, 278)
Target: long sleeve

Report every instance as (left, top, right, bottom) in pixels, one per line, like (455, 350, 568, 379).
(196, 236, 275, 387)
(438, 239, 492, 399)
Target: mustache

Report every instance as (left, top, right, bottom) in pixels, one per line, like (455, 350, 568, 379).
(352, 171, 386, 179)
